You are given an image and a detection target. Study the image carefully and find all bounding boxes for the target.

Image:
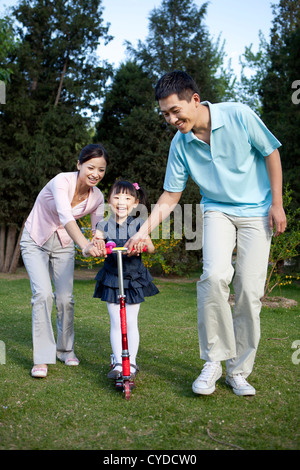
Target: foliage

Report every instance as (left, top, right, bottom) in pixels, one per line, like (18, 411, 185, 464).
(126, 0, 236, 101)
(0, 0, 112, 272)
(94, 0, 237, 276)
(0, 16, 18, 83)
(238, 31, 271, 114)
(261, 0, 300, 202)
(95, 61, 171, 204)
(96, 0, 238, 203)
(75, 216, 104, 270)
(264, 186, 300, 297)
(143, 235, 182, 275)
(74, 215, 200, 276)
(239, 0, 300, 203)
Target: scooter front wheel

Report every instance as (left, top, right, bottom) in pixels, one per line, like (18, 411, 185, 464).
(124, 380, 131, 400)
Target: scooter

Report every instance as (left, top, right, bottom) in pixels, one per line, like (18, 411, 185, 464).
(106, 241, 146, 400)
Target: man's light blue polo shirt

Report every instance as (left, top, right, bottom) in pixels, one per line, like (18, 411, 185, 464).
(163, 101, 281, 217)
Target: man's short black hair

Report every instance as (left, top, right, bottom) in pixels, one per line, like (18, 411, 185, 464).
(155, 70, 200, 102)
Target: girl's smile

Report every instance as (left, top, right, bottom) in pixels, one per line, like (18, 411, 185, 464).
(109, 192, 138, 224)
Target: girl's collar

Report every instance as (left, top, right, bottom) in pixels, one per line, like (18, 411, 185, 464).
(110, 214, 135, 226)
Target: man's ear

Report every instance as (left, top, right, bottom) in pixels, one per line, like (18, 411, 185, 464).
(193, 93, 201, 106)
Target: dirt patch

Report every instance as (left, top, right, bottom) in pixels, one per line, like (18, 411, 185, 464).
(229, 294, 297, 309)
(0, 267, 99, 281)
(1, 268, 297, 309)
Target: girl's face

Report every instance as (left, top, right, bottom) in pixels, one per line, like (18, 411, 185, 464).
(109, 190, 138, 223)
(77, 156, 107, 187)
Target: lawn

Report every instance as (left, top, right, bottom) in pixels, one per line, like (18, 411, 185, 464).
(0, 270, 299, 451)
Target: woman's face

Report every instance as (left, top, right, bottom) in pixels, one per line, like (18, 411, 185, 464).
(109, 190, 138, 223)
(77, 156, 107, 187)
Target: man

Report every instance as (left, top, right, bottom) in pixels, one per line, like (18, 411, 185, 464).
(127, 71, 287, 396)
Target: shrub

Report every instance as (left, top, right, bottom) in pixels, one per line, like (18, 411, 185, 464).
(75, 217, 200, 276)
(264, 186, 300, 297)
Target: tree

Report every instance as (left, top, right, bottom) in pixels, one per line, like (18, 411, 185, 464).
(126, 0, 236, 102)
(95, 1, 235, 270)
(95, 61, 174, 203)
(239, 0, 300, 202)
(261, 0, 300, 201)
(96, 0, 236, 200)
(0, 0, 112, 273)
(0, 16, 18, 83)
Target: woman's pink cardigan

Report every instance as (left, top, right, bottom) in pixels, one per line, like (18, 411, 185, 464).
(25, 172, 104, 247)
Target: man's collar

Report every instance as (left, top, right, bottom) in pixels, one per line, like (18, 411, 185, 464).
(185, 101, 225, 143)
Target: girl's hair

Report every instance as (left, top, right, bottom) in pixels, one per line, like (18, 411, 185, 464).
(108, 180, 149, 213)
(78, 143, 109, 165)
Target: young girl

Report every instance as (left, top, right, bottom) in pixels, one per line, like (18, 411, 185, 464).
(93, 180, 159, 380)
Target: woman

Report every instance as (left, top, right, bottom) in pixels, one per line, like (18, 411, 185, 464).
(20, 143, 108, 378)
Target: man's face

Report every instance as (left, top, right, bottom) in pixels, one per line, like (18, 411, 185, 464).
(159, 93, 200, 134)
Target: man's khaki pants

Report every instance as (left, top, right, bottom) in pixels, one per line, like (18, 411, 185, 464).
(197, 211, 273, 377)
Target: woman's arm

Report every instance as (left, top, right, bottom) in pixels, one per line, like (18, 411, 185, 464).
(64, 220, 101, 257)
(52, 174, 104, 256)
(92, 229, 107, 257)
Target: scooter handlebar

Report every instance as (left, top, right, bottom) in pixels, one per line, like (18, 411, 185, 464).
(105, 241, 147, 255)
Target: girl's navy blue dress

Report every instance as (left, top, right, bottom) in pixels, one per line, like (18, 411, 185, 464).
(93, 216, 159, 304)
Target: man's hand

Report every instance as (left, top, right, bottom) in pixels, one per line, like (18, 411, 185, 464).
(124, 232, 147, 256)
(268, 205, 287, 237)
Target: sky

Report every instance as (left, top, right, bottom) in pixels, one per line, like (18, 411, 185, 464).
(1, 0, 279, 77)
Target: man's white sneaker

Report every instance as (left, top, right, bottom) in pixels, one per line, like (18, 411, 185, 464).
(225, 374, 256, 396)
(192, 361, 222, 395)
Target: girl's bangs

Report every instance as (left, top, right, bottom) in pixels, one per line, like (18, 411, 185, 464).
(109, 181, 137, 199)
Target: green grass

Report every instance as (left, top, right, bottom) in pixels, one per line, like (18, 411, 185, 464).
(0, 273, 299, 450)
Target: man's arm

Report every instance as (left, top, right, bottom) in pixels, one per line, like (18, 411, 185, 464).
(265, 149, 287, 236)
(125, 190, 182, 252)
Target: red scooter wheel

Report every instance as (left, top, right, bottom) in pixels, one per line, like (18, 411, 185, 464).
(124, 380, 130, 400)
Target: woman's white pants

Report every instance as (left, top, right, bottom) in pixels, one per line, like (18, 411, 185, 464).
(20, 228, 75, 365)
(197, 211, 272, 377)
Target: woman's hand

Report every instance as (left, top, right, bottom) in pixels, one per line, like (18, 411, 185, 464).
(82, 241, 104, 258)
(92, 236, 107, 257)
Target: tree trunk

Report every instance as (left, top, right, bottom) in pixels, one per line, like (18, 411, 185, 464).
(0, 222, 25, 274)
(9, 220, 25, 274)
(0, 224, 5, 271)
(2, 225, 17, 273)
(54, 54, 69, 106)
